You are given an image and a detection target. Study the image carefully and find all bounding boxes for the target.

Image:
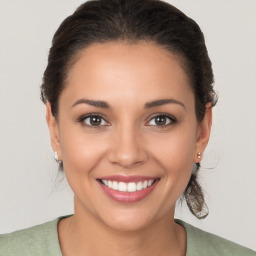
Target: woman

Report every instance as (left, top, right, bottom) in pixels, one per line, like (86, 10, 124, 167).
(0, 0, 255, 255)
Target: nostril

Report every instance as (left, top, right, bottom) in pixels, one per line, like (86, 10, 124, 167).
(110, 158, 146, 169)
(107, 133, 148, 168)
(108, 153, 147, 168)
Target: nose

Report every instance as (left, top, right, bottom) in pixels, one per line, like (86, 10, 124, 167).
(107, 126, 148, 169)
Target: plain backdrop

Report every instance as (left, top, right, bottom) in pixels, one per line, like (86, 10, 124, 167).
(0, 0, 255, 251)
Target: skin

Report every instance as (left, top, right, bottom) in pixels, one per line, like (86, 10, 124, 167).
(46, 41, 212, 256)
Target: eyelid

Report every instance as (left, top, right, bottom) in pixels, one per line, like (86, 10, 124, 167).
(145, 113, 177, 126)
(77, 113, 110, 127)
(77, 112, 176, 128)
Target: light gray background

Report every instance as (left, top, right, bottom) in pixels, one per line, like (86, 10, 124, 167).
(0, 0, 255, 251)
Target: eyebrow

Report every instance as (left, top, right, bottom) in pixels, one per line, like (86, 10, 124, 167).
(71, 98, 185, 110)
(71, 99, 110, 109)
(145, 99, 186, 109)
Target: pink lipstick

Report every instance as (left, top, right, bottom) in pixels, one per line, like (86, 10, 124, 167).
(97, 175, 160, 203)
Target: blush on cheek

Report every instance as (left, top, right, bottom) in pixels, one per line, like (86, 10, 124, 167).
(61, 134, 108, 174)
(152, 135, 195, 191)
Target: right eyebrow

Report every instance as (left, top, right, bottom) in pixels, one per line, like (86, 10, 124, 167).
(71, 98, 110, 109)
(144, 98, 186, 110)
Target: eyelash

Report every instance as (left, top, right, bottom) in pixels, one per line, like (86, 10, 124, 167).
(77, 113, 109, 128)
(77, 113, 176, 128)
(145, 113, 177, 128)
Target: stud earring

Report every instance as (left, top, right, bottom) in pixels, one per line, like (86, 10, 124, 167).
(197, 152, 201, 159)
(54, 151, 60, 163)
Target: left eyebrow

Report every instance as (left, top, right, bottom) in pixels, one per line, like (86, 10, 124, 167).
(71, 98, 110, 109)
(144, 99, 186, 109)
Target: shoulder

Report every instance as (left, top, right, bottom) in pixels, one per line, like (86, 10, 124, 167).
(0, 217, 62, 256)
(175, 219, 256, 256)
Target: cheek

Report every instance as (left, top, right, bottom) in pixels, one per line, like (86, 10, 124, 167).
(59, 125, 108, 177)
(149, 127, 197, 168)
(148, 125, 197, 192)
(58, 128, 111, 207)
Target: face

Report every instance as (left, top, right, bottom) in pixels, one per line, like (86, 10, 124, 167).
(47, 42, 211, 231)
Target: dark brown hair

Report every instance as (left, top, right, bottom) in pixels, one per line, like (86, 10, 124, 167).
(41, 0, 217, 219)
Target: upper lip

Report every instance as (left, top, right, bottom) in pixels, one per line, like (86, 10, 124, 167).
(97, 175, 159, 183)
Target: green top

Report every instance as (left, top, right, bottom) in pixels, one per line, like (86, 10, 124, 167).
(0, 217, 255, 256)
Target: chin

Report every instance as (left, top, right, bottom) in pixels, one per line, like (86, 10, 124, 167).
(105, 218, 150, 232)
(98, 207, 159, 232)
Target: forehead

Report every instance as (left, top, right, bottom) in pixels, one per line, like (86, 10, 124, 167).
(62, 41, 194, 106)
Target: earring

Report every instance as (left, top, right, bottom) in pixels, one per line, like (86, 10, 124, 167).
(197, 152, 201, 159)
(54, 151, 60, 163)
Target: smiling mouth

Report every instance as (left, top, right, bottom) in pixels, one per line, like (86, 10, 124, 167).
(97, 175, 160, 202)
(98, 179, 158, 193)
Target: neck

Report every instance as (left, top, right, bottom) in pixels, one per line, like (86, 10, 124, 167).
(58, 201, 186, 256)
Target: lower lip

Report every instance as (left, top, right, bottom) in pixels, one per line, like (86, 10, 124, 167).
(98, 180, 159, 203)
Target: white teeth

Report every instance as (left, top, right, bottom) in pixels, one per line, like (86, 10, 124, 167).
(137, 181, 143, 191)
(107, 180, 112, 188)
(101, 179, 156, 192)
(142, 180, 148, 189)
(147, 180, 154, 186)
(112, 181, 118, 190)
(118, 182, 127, 192)
(102, 180, 108, 186)
(127, 182, 136, 192)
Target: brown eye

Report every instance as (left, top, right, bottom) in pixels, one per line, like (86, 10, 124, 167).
(155, 115, 168, 126)
(148, 114, 176, 127)
(83, 115, 107, 126)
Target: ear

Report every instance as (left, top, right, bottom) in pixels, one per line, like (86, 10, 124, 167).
(46, 102, 62, 161)
(194, 102, 212, 163)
